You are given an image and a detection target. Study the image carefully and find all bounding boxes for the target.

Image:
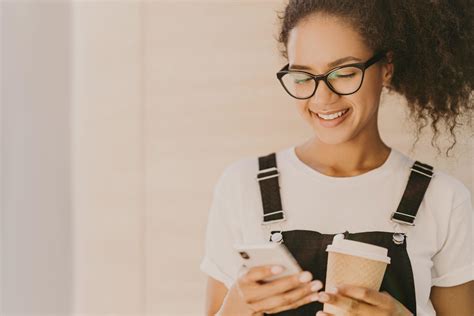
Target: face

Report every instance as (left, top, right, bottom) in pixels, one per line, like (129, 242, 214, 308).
(286, 14, 393, 145)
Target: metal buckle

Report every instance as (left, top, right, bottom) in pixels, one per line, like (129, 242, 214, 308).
(270, 231, 284, 244)
(390, 211, 416, 226)
(392, 232, 405, 245)
(413, 162, 433, 172)
(256, 167, 279, 181)
(411, 166, 433, 178)
(265, 222, 285, 243)
(261, 210, 286, 225)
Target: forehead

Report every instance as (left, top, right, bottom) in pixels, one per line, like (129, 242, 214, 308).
(287, 14, 370, 72)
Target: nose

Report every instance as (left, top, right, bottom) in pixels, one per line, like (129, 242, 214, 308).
(310, 79, 339, 104)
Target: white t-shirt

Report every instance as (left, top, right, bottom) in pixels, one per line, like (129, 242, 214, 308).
(200, 146, 473, 315)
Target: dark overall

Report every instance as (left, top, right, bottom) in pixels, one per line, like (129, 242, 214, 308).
(256, 152, 434, 315)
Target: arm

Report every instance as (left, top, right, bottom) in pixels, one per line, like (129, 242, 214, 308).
(205, 276, 228, 316)
(430, 281, 474, 316)
(204, 276, 255, 316)
(429, 191, 473, 315)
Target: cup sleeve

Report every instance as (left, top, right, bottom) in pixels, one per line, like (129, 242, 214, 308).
(199, 169, 242, 290)
(431, 193, 474, 287)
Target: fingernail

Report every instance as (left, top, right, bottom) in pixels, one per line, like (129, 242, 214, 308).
(310, 280, 323, 292)
(318, 292, 329, 302)
(310, 293, 319, 302)
(298, 271, 312, 283)
(271, 265, 284, 274)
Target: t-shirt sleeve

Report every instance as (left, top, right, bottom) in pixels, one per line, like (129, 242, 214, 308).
(431, 190, 474, 287)
(199, 167, 243, 290)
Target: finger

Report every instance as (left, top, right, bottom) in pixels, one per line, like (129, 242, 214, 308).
(317, 291, 374, 315)
(241, 265, 285, 284)
(316, 312, 335, 316)
(336, 285, 392, 307)
(266, 286, 323, 314)
(249, 271, 315, 302)
(251, 280, 322, 313)
(238, 266, 290, 305)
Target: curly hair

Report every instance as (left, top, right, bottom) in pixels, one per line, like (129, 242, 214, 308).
(277, 0, 473, 157)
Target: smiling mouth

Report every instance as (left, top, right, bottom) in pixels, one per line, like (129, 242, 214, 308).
(311, 108, 350, 120)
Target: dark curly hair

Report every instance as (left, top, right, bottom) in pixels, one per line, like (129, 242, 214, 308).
(277, 0, 473, 157)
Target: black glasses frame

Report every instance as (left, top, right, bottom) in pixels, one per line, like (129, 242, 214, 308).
(276, 51, 387, 100)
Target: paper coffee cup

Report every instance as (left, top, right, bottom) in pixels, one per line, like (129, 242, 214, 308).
(323, 234, 390, 314)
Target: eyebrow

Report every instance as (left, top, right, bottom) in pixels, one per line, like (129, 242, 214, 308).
(289, 56, 363, 71)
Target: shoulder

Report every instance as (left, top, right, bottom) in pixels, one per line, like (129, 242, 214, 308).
(216, 156, 257, 189)
(429, 168, 471, 208)
(216, 148, 289, 189)
(393, 149, 471, 208)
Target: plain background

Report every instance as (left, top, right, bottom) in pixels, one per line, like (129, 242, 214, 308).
(1, 1, 472, 315)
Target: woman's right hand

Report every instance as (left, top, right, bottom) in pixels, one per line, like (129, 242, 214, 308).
(221, 265, 324, 315)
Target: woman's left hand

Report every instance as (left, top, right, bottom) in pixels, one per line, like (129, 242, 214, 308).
(315, 285, 413, 316)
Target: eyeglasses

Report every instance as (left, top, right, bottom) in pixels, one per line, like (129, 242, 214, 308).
(276, 51, 386, 100)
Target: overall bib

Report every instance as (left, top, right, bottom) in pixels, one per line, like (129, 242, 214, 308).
(256, 152, 434, 315)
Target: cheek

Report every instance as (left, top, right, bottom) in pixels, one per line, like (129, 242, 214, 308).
(361, 70, 384, 97)
(295, 100, 310, 114)
(350, 76, 383, 112)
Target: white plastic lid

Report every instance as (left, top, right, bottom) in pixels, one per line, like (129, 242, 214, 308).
(326, 235, 391, 264)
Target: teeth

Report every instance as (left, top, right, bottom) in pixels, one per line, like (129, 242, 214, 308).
(317, 109, 347, 120)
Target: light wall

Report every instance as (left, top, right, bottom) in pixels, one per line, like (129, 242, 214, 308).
(72, 1, 145, 314)
(144, 2, 295, 314)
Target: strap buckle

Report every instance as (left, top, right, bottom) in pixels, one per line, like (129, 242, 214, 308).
(261, 210, 286, 225)
(256, 167, 279, 181)
(410, 167, 433, 178)
(411, 162, 433, 178)
(390, 211, 416, 226)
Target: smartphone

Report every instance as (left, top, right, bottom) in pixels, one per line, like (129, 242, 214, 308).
(234, 242, 302, 282)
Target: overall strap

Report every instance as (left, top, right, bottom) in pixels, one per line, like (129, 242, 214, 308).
(257, 153, 286, 225)
(391, 160, 434, 226)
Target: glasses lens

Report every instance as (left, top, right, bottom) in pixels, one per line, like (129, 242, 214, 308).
(327, 66, 363, 94)
(280, 72, 316, 99)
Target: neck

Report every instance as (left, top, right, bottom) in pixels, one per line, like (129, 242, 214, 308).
(296, 125, 391, 178)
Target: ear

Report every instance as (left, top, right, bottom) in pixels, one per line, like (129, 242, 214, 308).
(382, 51, 394, 87)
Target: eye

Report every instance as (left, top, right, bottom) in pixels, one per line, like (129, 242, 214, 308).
(328, 67, 359, 80)
(336, 73, 356, 78)
(295, 78, 312, 84)
(329, 72, 355, 79)
(289, 72, 312, 84)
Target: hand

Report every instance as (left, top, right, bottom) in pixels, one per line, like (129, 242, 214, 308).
(231, 265, 324, 315)
(315, 285, 413, 316)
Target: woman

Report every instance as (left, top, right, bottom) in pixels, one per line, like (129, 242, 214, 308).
(200, 1, 473, 315)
